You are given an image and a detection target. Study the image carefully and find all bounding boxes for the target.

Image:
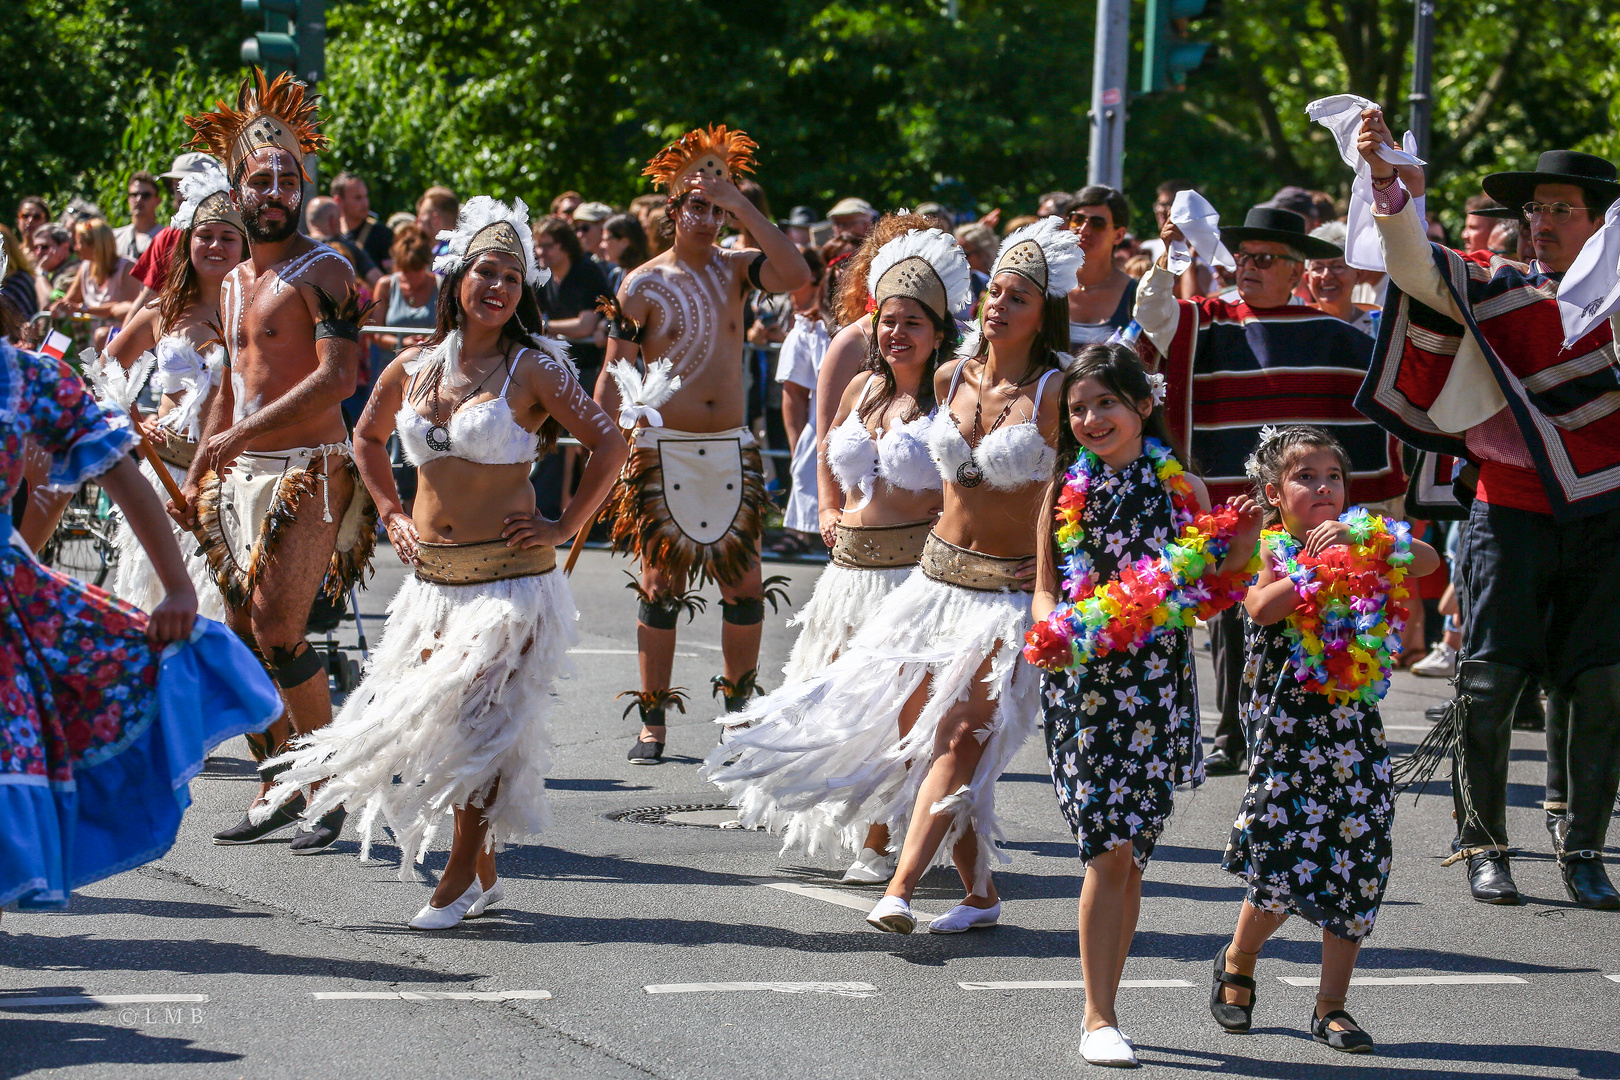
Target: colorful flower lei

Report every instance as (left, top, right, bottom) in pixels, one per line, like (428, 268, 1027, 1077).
(1024, 438, 1260, 671)
(1264, 508, 1413, 706)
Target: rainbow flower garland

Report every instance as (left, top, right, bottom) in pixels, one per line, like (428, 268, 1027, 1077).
(1263, 508, 1413, 706)
(1024, 438, 1260, 672)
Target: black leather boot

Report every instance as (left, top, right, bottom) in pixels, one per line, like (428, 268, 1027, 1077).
(1513, 676, 1545, 731)
(1543, 685, 1570, 851)
(1451, 661, 1527, 904)
(1560, 664, 1620, 910)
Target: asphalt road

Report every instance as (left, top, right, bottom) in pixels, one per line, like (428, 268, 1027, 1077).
(3, 545, 1617, 1080)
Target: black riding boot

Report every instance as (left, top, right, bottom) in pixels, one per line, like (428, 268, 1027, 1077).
(1543, 685, 1570, 851)
(1560, 664, 1620, 910)
(1513, 676, 1545, 731)
(1450, 660, 1527, 904)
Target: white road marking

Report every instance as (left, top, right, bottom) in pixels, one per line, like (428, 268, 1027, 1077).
(958, 980, 1193, 990)
(570, 648, 698, 658)
(0, 994, 208, 1007)
(311, 990, 552, 1001)
(1277, 974, 1526, 987)
(752, 879, 941, 921)
(1605, 975, 1620, 984)
(645, 981, 878, 997)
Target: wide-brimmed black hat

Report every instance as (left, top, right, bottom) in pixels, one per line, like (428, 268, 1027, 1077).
(1482, 150, 1620, 212)
(1219, 206, 1342, 259)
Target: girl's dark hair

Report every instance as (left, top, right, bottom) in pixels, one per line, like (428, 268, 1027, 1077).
(1248, 424, 1351, 526)
(158, 225, 205, 333)
(415, 254, 563, 454)
(1053, 342, 1179, 477)
(859, 295, 955, 426)
(602, 213, 649, 271)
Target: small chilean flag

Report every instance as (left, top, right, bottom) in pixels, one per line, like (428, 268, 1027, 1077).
(39, 330, 72, 361)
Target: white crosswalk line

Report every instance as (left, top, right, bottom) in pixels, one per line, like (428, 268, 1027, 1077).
(645, 982, 878, 997)
(958, 980, 1193, 990)
(0, 994, 208, 1007)
(312, 991, 552, 1001)
(1277, 974, 1526, 987)
(752, 879, 941, 920)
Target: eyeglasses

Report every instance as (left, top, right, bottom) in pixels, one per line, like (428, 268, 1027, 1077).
(129, 190, 157, 201)
(1233, 251, 1301, 270)
(30, 242, 53, 254)
(1067, 212, 1111, 232)
(572, 222, 594, 234)
(1522, 201, 1590, 223)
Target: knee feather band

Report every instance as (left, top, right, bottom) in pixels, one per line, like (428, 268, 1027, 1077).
(720, 596, 764, 626)
(268, 642, 327, 689)
(638, 597, 682, 630)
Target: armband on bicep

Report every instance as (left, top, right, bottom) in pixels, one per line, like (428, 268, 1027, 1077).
(314, 318, 360, 342)
(596, 295, 644, 344)
(309, 283, 372, 345)
(747, 251, 767, 292)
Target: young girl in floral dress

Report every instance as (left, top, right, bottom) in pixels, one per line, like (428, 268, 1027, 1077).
(1027, 343, 1262, 1067)
(1211, 425, 1438, 1055)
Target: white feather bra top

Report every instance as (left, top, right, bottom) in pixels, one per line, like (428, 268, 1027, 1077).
(150, 334, 226, 441)
(396, 335, 540, 467)
(824, 379, 941, 510)
(926, 362, 1059, 491)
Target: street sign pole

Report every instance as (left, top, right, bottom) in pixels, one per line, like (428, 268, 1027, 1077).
(1087, 0, 1130, 189)
(1408, 0, 1435, 159)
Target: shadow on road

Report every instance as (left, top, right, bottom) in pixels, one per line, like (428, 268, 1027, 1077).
(0, 1017, 240, 1080)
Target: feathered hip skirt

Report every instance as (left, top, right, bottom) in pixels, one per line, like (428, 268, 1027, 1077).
(781, 563, 914, 684)
(110, 451, 227, 621)
(704, 563, 1036, 891)
(258, 562, 577, 879)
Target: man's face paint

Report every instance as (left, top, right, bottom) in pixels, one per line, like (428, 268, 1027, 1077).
(674, 190, 728, 238)
(237, 148, 303, 244)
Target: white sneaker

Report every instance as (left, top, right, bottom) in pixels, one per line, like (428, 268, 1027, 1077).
(408, 879, 483, 930)
(841, 847, 896, 885)
(865, 895, 916, 934)
(1410, 643, 1458, 678)
(927, 901, 1000, 934)
(466, 879, 504, 918)
(1079, 1025, 1139, 1067)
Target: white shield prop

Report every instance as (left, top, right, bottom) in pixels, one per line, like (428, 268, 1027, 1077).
(656, 435, 747, 545)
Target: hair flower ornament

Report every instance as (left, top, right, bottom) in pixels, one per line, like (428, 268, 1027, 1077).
(1147, 371, 1168, 407)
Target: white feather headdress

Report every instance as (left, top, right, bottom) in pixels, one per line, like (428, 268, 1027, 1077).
(991, 215, 1084, 298)
(866, 228, 972, 321)
(170, 163, 234, 229)
(434, 195, 549, 289)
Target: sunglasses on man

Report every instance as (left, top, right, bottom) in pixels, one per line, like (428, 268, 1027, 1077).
(1067, 211, 1112, 232)
(1233, 251, 1302, 270)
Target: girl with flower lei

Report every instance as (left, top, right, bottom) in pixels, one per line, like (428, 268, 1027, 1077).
(1212, 425, 1438, 1056)
(1030, 344, 1263, 1056)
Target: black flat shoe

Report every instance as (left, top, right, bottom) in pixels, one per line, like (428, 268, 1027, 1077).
(1311, 1008, 1374, 1054)
(1466, 848, 1521, 904)
(289, 806, 347, 854)
(1424, 703, 1448, 724)
(627, 738, 665, 765)
(1204, 750, 1244, 776)
(212, 793, 306, 845)
(1562, 853, 1620, 910)
(1209, 945, 1256, 1032)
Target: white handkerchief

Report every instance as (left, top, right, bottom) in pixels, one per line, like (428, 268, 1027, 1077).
(1557, 200, 1620, 347)
(1305, 95, 1425, 170)
(1167, 189, 1235, 275)
(1306, 95, 1427, 272)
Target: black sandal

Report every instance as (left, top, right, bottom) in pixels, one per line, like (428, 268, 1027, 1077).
(1209, 945, 1256, 1032)
(1311, 1008, 1374, 1054)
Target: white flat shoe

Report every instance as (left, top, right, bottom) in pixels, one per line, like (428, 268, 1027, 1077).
(465, 879, 504, 918)
(927, 900, 1000, 934)
(841, 847, 896, 885)
(408, 879, 483, 930)
(865, 895, 916, 934)
(1080, 1025, 1139, 1068)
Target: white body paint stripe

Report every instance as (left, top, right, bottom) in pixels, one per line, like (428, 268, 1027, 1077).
(0, 994, 208, 1006)
(311, 990, 552, 1001)
(644, 982, 878, 996)
(958, 980, 1193, 990)
(1277, 974, 1527, 986)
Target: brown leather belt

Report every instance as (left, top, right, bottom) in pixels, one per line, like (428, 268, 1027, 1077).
(831, 519, 933, 570)
(415, 538, 557, 585)
(919, 533, 1027, 592)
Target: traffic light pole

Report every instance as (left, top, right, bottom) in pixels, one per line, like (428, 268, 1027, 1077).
(1087, 0, 1130, 189)
(1408, 0, 1435, 159)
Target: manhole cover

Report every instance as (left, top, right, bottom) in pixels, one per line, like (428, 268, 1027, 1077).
(611, 803, 742, 829)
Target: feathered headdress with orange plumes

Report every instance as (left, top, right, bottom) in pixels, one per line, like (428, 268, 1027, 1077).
(183, 68, 328, 180)
(642, 125, 758, 194)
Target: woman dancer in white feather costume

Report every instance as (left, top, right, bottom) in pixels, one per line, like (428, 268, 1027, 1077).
(100, 168, 245, 621)
(256, 197, 627, 930)
(706, 218, 1081, 934)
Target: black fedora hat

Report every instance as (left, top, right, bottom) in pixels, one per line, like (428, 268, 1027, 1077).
(1482, 150, 1620, 213)
(1219, 206, 1342, 260)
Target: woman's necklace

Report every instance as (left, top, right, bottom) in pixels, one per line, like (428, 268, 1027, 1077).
(956, 360, 1021, 488)
(424, 348, 506, 453)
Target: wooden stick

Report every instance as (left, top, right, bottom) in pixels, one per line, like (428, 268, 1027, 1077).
(563, 427, 632, 576)
(136, 437, 188, 512)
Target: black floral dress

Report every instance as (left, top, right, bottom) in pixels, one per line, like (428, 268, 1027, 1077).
(1042, 452, 1204, 868)
(1221, 616, 1394, 940)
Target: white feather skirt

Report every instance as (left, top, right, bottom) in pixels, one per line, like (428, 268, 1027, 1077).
(258, 569, 578, 880)
(705, 570, 1036, 891)
(110, 455, 228, 621)
(781, 563, 913, 683)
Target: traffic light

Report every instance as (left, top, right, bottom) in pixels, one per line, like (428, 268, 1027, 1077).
(241, 0, 325, 86)
(1142, 0, 1218, 94)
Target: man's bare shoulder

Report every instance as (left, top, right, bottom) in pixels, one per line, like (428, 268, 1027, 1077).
(294, 240, 358, 297)
(621, 250, 682, 295)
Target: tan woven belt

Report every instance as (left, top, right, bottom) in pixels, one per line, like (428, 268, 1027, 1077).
(415, 538, 557, 585)
(154, 431, 197, 470)
(919, 533, 1027, 592)
(831, 519, 933, 569)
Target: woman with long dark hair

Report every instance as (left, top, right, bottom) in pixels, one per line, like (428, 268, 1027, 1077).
(598, 212, 649, 293)
(102, 168, 246, 620)
(255, 197, 627, 930)
(706, 228, 964, 884)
